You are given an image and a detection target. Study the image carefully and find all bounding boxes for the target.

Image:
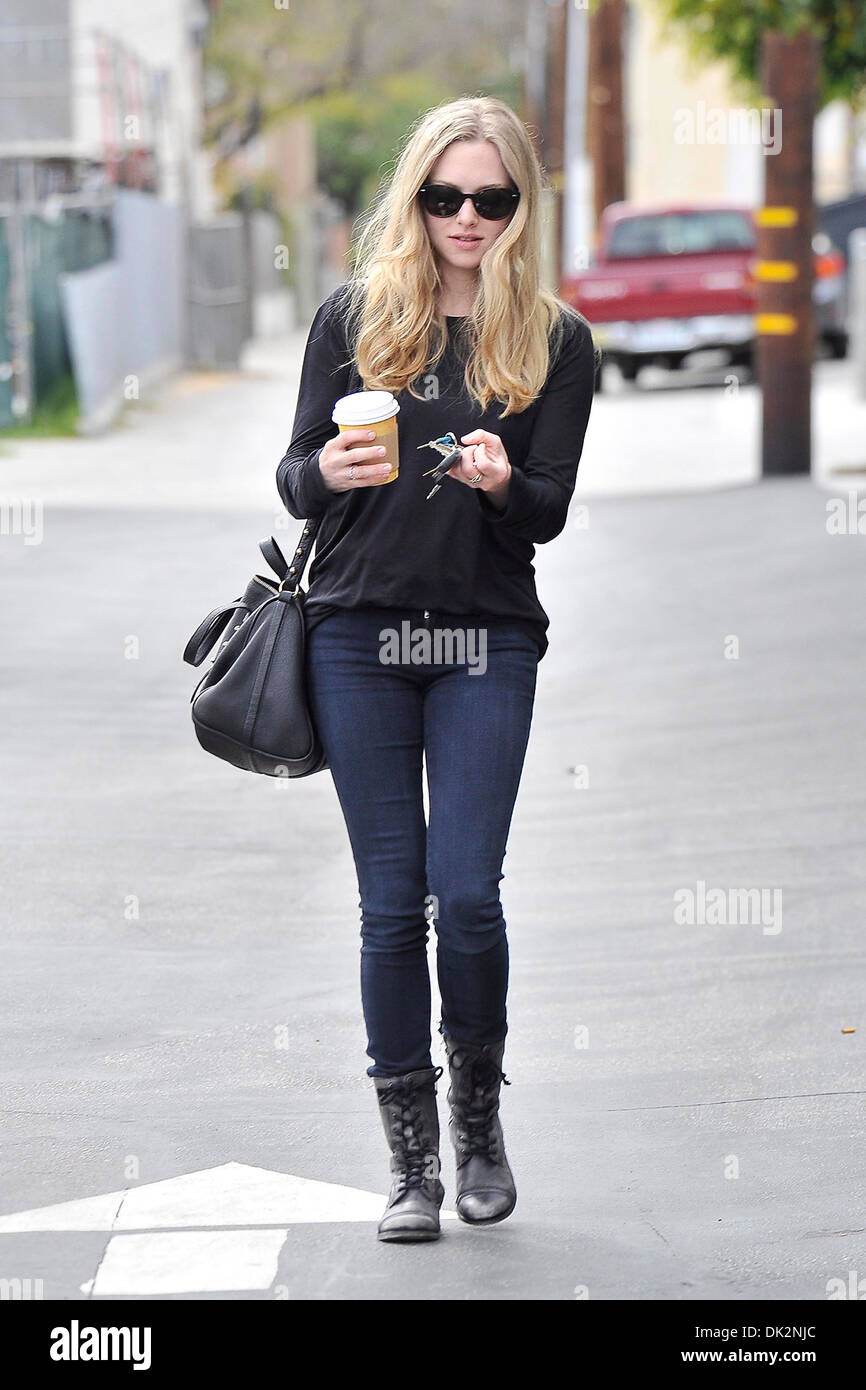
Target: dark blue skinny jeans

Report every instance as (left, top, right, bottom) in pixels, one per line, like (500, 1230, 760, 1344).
(305, 605, 538, 1077)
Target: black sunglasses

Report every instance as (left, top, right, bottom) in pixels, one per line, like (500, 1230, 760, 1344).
(417, 182, 520, 221)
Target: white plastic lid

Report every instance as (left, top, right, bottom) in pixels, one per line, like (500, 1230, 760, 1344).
(332, 390, 400, 426)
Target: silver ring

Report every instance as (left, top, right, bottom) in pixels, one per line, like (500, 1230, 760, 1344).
(349, 463, 356, 480)
(470, 472, 483, 485)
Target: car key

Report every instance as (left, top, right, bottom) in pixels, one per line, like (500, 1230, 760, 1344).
(418, 432, 463, 500)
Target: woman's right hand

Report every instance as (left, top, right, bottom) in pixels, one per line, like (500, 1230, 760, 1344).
(318, 429, 393, 492)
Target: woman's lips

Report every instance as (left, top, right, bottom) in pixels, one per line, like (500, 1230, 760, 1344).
(451, 235, 482, 245)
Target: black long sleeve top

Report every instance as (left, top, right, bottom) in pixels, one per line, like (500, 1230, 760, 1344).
(276, 281, 596, 661)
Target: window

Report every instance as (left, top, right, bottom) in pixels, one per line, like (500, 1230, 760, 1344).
(606, 211, 755, 259)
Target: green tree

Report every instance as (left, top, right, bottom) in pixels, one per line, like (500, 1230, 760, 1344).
(299, 75, 459, 216)
(652, 0, 866, 107)
(205, 0, 526, 212)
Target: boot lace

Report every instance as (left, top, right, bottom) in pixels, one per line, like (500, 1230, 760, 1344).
(457, 1056, 510, 1160)
(377, 1075, 438, 1190)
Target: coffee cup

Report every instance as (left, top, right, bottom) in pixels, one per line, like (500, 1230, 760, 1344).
(331, 390, 400, 485)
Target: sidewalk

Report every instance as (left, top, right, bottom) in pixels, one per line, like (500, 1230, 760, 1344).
(1, 331, 864, 513)
(0, 340, 864, 1299)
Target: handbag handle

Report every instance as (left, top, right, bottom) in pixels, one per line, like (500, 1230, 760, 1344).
(184, 604, 238, 667)
(183, 514, 322, 668)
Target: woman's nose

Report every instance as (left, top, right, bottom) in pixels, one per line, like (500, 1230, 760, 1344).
(455, 198, 479, 225)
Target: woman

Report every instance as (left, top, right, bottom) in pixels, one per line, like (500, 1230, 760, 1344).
(277, 96, 597, 1243)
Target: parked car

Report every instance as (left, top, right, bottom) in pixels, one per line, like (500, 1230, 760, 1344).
(561, 202, 848, 390)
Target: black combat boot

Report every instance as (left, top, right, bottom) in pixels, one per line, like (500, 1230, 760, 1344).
(373, 1065, 446, 1242)
(442, 1036, 516, 1225)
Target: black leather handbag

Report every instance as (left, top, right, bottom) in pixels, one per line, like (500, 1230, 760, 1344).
(182, 517, 329, 778)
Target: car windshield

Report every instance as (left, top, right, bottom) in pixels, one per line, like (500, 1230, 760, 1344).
(606, 211, 755, 258)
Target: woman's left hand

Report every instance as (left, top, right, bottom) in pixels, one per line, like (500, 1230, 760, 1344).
(447, 429, 512, 496)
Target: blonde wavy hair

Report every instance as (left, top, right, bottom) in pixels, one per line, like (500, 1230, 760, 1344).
(338, 95, 592, 418)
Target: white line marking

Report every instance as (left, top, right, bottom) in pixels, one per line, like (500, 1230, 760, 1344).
(87, 1229, 289, 1296)
(0, 1162, 458, 1233)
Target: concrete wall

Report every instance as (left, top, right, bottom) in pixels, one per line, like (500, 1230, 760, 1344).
(59, 187, 183, 431)
(628, 0, 762, 207)
(627, 0, 865, 211)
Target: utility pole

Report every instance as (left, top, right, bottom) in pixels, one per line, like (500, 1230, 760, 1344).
(755, 31, 819, 476)
(545, 0, 568, 276)
(563, 1, 593, 277)
(852, 228, 866, 401)
(7, 160, 34, 426)
(524, 0, 566, 290)
(524, 0, 548, 164)
(586, 0, 626, 234)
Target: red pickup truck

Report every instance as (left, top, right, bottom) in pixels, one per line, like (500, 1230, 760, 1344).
(560, 201, 847, 388)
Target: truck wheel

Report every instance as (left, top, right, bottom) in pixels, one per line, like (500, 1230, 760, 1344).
(618, 356, 638, 383)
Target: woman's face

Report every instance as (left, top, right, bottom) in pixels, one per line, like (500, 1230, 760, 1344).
(421, 139, 517, 277)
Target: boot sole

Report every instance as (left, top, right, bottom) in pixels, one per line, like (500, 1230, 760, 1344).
(377, 1227, 441, 1243)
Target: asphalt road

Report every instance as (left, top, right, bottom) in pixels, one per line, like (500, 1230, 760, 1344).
(0, 350, 864, 1300)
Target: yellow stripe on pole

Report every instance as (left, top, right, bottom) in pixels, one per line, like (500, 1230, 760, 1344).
(753, 260, 798, 281)
(756, 313, 798, 335)
(755, 206, 799, 227)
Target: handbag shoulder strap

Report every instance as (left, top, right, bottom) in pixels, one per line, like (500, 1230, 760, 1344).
(260, 513, 322, 592)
